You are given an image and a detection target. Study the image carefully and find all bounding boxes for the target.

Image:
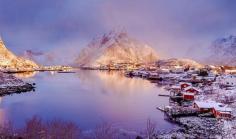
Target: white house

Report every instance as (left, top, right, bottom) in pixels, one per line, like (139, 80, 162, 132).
(218, 75, 236, 87)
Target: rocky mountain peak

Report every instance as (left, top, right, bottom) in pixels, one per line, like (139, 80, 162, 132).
(75, 31, 159, 68)
(0, 38, 38, 70)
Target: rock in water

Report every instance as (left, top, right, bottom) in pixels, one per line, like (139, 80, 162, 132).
(75, 30, 158, 68)
(0, 38, 38, 71)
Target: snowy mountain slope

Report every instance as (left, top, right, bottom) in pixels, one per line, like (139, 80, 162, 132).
(208, 35, 236, 66)
(0, 38, 38, 70)
(156, 58, 203, 68)
(75, 31, 159, 67)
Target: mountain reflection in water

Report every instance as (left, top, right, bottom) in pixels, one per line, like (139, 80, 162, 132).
(77, 71, 160, 95)
(13, 71, 38, 79)
(1, 70, 175, 132)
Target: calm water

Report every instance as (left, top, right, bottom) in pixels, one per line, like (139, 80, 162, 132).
(0, 70, 175, 132)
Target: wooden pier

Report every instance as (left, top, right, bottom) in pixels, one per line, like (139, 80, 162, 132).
(165, 106, 199, 118)
(156, 106, 166, 112)
(158, 94, 170, 97)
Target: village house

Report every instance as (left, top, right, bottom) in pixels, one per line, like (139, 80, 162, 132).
(184, 86, 201, 94)
(158, 68, 170, 74)
(194, 101, 232, 119)
(182, 92, 195, 101)
(212, 105, 232, 119)
(218, 75, 236, 87)
(194, 101, 215, 113)
(180, 82, 192, 90)
(170, 66, 185, 74)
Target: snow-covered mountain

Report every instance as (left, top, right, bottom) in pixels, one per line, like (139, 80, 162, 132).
(208, 35, 236, 66)
(0, 38, 38, 70)
(156, 58, 203, 68)
(75, 31, 158, 68)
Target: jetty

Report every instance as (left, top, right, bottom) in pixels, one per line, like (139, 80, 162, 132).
(164, 106, 199, 118)
(156, 106, 166, 112)
(158, 94, 170, 97)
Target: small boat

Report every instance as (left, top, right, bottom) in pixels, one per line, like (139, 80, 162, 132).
(156, 106, 166, 112)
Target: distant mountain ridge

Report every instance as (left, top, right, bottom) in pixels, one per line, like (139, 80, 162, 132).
(0, 38, 38, 70)
(208, 35, 236, 66)
(75, 30, 159, 68)
(157, 58, 203, 68)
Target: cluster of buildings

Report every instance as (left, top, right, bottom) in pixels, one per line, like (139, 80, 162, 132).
(126, 64, 236, 120)
(194, 101, 232, 119)
(37, 66, 73, 72)
(169, 81, 233, 119)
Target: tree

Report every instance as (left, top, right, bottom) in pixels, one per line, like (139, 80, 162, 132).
(145, 119, 157, 139)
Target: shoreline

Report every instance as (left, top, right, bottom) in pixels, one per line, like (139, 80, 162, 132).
(0, 83, 35, 96)
(75, 69, 234, 139)
(1, 68, 233, 138)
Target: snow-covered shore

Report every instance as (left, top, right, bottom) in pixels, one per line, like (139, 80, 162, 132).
(0, 72, 35, 96)
(125, 66, 236, 138)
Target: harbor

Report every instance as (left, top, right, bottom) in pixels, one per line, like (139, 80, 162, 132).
(124, 63, 236, 138)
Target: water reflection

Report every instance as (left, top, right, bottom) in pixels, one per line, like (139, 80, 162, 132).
(2, 71, 175, 131)
(0, 97, 5, 124)
(77, 70, 156, 96)
(14, 71, 38, 79)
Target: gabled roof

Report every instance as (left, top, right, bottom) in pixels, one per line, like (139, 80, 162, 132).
(184, 86, 201, 92)
(194, 101, 220, 109)
(170, 85, 181, 89)
(182, 92, 195, 96)
(180, 82, 192, 86)
(194, 101, 232, 112)
(214, 104, 232, 112)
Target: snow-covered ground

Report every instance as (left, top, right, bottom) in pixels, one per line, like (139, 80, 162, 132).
(0, 72, 34, 96)
(0, 72, 25, 87)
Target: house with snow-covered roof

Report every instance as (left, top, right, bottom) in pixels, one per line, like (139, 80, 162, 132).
(179, 82, 192, 90)
(182, 92, 195, 101)
(184, 86, 201, 94)
(194, 101, 232, 119)
(218, 75, 236, 87)
(212, 104, 232, 119)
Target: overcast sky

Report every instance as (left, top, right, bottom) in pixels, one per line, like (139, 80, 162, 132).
(0, 0, 236, 62)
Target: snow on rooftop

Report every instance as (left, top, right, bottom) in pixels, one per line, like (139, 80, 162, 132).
(180, 82, 192, 85)
(184, 86, 201, 92)
(194, 101, 217, 109)
(183, 92, 195, 96)
(194, 100, 232, 112)
(171, 85, 181, 89)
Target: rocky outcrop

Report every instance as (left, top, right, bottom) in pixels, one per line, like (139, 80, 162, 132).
(0, 38, 38, 71)
(0, 72, 35, 96)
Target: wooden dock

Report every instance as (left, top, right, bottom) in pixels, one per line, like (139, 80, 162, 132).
(158, 94, 170, 97)
(165, 107, 199, 118)
(156, 106, 166, 112)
